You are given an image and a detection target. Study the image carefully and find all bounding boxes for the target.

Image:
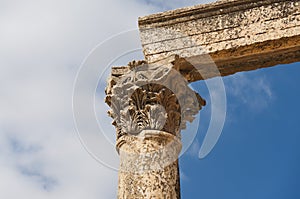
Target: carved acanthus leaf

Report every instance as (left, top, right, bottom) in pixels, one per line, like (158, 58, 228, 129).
(106, 57, 205, 138)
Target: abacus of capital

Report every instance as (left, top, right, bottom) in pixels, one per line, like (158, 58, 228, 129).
(105, 0, 300, 198)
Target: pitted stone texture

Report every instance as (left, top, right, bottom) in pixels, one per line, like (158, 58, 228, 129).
(118, 131, 182, 173)
(118, 161, 180, 199)
(117, 130, 181, 199)
(105, 58, 205, 199)
(139, 0, 300, 81)
(104, 0, 300, 198)
(106, 57, 205, 139)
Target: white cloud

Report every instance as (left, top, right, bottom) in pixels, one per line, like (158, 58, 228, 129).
(0, 0, 159, 198)
(0, 0, 219, 198)
(225, 73, 274, 114)
(142, 0, 215, 10)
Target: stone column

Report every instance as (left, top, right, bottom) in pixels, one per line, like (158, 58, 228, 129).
(117, 130, 181, 198)
(105, 59, 205, 198)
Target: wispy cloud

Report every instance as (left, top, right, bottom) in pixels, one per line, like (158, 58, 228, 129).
(0, 0, 160, 198)
(142, 0, 215, 10)
(0, 0, 223, 198)
(19, 166, 58, 192)
(225, 73, 275, 114)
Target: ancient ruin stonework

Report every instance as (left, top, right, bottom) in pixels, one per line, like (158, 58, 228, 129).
(106, 59, 205, 139)
(118, 130, 181, 198)
(139, 0, 300, 81)
(105, 58, 205, 198)
(105, 0, 300, 198)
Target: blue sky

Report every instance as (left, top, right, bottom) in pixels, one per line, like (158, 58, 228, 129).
(181, 62, 300, 198)
(1, 0, 299, 198)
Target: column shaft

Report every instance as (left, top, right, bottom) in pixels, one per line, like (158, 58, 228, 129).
(117, 130, 181, 199)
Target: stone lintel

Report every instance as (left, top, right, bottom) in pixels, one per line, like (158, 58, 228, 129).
(138, 0, 300, 81)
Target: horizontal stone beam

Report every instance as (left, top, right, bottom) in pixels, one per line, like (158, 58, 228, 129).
(138, 0, 300, 81)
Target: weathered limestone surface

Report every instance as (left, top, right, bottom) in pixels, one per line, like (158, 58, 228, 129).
(139, 0, 300, 81)
(105, 59, 205, 139)
(105, 59, 205, 198)
(118, 130, 181, 199)
(105, 0, 300, 198)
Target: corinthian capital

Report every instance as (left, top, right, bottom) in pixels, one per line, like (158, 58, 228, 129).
(105, 56, 205, 141)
